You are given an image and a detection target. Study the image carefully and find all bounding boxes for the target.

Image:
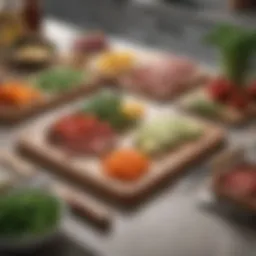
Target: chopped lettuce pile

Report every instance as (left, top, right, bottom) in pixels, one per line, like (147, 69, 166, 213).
(136, 116, 204, 155)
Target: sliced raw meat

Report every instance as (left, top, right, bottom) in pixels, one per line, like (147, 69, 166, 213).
(120, 56, 199, 99)
(49, 114, 116, 155)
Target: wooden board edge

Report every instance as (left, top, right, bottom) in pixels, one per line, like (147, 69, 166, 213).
(114, 68, 211, 102)
(17, 127, 226, 206)
(175, 97, 249, 126)
(0, 81, 102, 125)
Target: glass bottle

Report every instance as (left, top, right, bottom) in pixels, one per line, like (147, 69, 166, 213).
(230, 0, 253, 10)
(0, 0, 24, 49)
(22, 0, 42, 34)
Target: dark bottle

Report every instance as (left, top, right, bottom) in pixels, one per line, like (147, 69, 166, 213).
(23, 0, 42, 33)
(230, 0, 255, 10)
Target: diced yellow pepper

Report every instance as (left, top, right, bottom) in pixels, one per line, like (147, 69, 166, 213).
(122, 102, 145, 119)
(97, 51, 136, 77)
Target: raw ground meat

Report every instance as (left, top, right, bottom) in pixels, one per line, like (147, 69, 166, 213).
(219, 165, 256, 198)
(48, 114, 116, 155)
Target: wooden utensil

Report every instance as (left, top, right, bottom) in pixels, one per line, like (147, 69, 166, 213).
(0, 151, 112, 229)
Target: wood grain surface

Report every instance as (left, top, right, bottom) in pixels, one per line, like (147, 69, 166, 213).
(0, 81, 102, 125)
(17, 108, 226, 205)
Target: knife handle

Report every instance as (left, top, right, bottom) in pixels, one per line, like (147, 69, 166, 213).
(53, 183, 112, 229)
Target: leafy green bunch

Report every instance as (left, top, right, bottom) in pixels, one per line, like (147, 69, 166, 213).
(205, 24, 256, 86)
(82, 91, 134, 131)
(0, 190, 61, 237)
(34, 67, 85, 93)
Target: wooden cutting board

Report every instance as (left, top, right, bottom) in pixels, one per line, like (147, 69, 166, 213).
(0, 55, 102, 124)
(112, 61, 210, 102)
(17, 90, 226, 205)
(176, 88, 256, 125)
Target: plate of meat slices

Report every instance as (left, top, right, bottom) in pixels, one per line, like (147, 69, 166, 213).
(210, 148, 256, 215)
(115, 55, 209, 101)
(89, 37, 210, 101)
(177, 24, 256, 125)
(17, 89, 225, 206)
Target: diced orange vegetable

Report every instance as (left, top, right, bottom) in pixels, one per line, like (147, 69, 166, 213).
(102, 149, 150, 182)
(0, 82, 41, 106)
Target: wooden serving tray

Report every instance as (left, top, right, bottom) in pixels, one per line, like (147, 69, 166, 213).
(115, 65, 210, 102)
(211, 148, 256, 213)
(0, 55, 102, 124)
(17, 91, 226, 205)
(90, 40, 211, 101)
(177, 88, 256, 125)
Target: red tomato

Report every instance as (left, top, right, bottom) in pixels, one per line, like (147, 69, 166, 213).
(228, 91, 250, 110)
(207, 77, 233, 102)
(247, 82, 256, 99)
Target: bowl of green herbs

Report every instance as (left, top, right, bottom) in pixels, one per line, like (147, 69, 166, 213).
(0, 188, 65, 252)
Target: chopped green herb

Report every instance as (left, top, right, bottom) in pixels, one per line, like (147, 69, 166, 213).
(33, 67, 85, 93)
(82, 91, 135, 131)
(0, 189, 61, 237)
(189, 98, 222, 118)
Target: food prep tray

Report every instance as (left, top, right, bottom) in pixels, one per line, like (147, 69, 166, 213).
(17, 90, 226, 205)
(0, 56, 102, 124)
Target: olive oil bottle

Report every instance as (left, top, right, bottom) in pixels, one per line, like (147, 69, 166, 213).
(0, 0, 24, 49)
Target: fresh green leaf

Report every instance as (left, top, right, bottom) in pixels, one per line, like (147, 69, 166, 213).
(34, 67, 85, 93)
(0, 189, 61, 237)
(82, 91, 134, 131)
(204, 24, 256, 86)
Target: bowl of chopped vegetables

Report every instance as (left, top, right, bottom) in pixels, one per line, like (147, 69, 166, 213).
(0, 188, 66, 252)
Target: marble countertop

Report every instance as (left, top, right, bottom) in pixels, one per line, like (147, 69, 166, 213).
(2, 1, 256, 254)
(0, 18, 253, 256)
